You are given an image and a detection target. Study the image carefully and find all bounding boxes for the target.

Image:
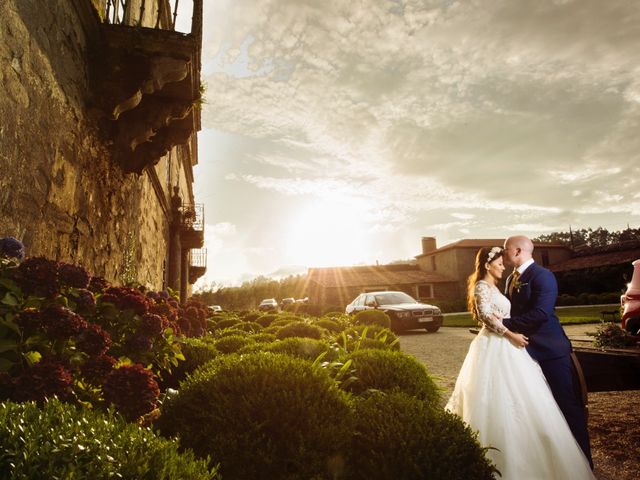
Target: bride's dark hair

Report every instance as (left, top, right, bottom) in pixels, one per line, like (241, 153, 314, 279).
(466, 247, 504, 320)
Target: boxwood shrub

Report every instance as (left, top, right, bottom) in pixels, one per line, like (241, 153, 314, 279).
(346, 391, 497, 480)
(214, 334, 256, 354)
(234, 321, 263, 333)
(343, 349, 440, 405)
(241, 311, 262, 322)
(352, 310, 391, 328)
(212, 318, 240, 330)
(156, 353, 352, 480)
(0, 398, 219, 479)
(314, 317, 342, 333)
(159, 337, 218, 390)
(251, 332, 277, 343)
(266, 337, 330, 360)
(275, 321, 324, 340)
(255, 313, 278, 327)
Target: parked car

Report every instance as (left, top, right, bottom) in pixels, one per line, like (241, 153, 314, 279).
(280, 297, 295, 307)
(345, 291, 443, 333)
(258, 298, 279, 312)
(209, 305, 223, 313)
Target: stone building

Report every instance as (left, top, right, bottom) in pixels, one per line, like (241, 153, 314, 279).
(0, 0, 206, 300)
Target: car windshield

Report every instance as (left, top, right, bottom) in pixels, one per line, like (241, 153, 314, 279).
(374, 292, 417, 305)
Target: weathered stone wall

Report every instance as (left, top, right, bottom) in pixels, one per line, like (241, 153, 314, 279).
(0, 0, 179, 289)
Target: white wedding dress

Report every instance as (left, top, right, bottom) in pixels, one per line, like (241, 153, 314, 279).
(445, 280, 595, 480)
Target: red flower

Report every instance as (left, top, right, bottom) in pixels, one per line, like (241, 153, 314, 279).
(103, 364, 160, 421)
(12, 359, 73, 403)
(76, 323, 112, 356)
(125, 333, 154, 352)
(16, 256, 60, 297)
(41, 304, 88, 339)
(71, 288, 97, 314)
(88, 276, 109, 293)
(80, 354, 116, 384)
(140, 313, 164, 336)
(58, 262, 91, 289)
(102, 287, 149, 315)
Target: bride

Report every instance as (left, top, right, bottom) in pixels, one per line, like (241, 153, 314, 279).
(445, 247, 595, 480)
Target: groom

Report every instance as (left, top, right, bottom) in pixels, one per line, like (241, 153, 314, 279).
(501, 235, 593, 468)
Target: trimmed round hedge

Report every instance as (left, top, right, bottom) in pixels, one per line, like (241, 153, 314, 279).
(343, 349, 440, 405)
(255, 313, 278, 327)
(0, 399, 219, 479)
(156, 353, 352, 480)
(352, 309, 391, 328)
(314, 318, 342, 333)
(213, 334, 256, 354)
(275, 321, 324, 340)
(159, 337, 218, 389)
(266, 337, 330, 360)
(346, 391, 498, 480)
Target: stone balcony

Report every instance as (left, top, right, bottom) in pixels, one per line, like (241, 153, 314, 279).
(91, 0, 202, 173)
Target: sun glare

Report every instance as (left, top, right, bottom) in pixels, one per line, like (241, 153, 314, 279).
(285, 199, 370, 267)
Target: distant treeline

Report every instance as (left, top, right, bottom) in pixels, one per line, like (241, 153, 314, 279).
(532, 226, 640, 250)
(193, 274, 309, 311)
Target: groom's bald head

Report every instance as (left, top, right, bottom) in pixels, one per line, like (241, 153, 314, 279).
(503, 235, 534, 267)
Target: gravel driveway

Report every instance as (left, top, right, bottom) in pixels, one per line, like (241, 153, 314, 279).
(399, 325, 639, 480)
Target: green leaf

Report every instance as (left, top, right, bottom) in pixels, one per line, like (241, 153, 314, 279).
(0, 316, 21, 335)
(1, 292, 19, 306)
(0, 338, 18, 353)
(23, 350, 42, 366)
(0, 277, 20, 294)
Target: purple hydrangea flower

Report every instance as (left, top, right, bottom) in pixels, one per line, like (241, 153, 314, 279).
(0, 236, 25, 260)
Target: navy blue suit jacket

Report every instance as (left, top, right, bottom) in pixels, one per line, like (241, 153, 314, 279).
(503, 262, 571, 361)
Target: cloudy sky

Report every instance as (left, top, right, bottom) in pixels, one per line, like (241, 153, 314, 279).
(190, 0, 640, 288)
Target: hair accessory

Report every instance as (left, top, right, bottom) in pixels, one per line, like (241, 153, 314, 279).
(487, 246, 502, 262)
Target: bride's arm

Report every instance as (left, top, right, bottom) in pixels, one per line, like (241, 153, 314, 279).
(474, 282, 508, 335)
(474, 283, 529, 348)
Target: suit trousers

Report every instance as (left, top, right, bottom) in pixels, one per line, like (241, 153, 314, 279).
(538, 354, 594, 469)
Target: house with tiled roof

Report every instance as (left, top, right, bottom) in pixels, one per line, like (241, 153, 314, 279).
(416, 237, 573, 298)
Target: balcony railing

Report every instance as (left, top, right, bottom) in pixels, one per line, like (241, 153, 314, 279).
(188, 247, 207, 283)
(179, 203, 204, 231)
(104, 0, 199, 33)
(189, 248, 207, 269)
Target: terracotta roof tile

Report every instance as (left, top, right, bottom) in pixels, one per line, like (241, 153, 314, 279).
(307, 265, 455, 288)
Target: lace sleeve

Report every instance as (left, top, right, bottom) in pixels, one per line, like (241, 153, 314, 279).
(474, 282, 507, 335)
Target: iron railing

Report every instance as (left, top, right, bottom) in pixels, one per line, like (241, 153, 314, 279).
(179, 203, 204, 231)
(104, 0, 201, 34)
(189, 248, 207, 269)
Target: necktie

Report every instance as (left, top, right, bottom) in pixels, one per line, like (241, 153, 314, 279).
(508, 270, 520, 296)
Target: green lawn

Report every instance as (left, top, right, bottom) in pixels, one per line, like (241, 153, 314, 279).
(443, 304, 621, 328)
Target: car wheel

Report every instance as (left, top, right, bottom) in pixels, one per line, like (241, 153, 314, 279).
(425, 326, 440, 333)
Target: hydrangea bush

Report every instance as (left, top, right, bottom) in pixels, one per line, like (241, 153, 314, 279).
(0, 238, 208, 420)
